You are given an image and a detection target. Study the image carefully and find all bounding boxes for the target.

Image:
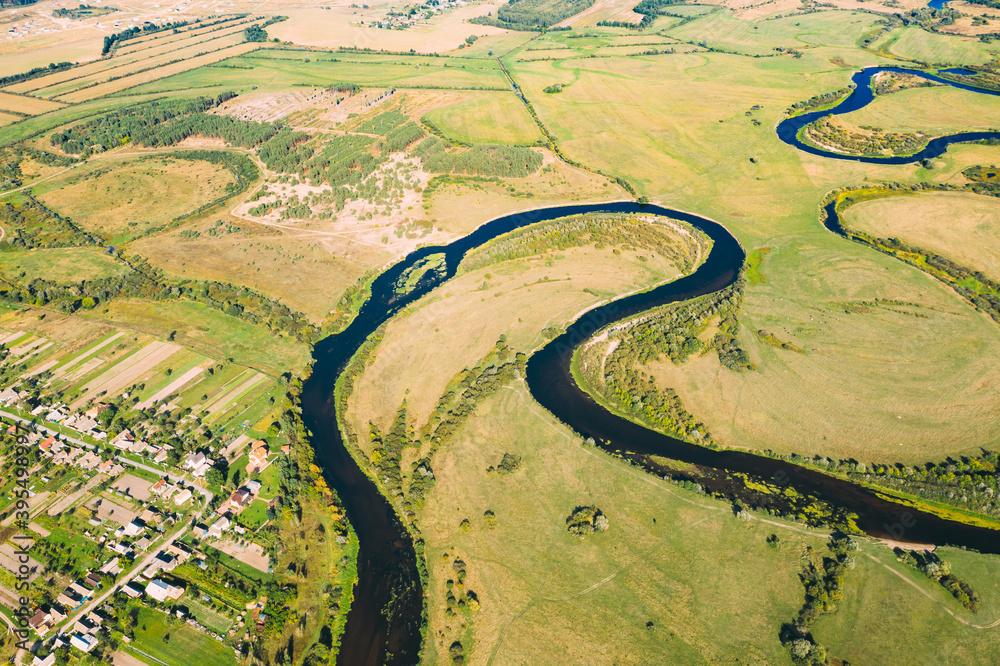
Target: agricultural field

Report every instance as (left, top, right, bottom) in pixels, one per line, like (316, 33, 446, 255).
(0, 305, 289, 429)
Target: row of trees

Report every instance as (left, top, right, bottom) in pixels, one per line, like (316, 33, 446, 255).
(101, 19, 190, 55)
(780, 534, 859, 665)
(0, 255, 318, 341)
(895, 549, 980, 611)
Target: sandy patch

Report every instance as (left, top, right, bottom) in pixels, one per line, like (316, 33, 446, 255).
(112, 651, 150, 666)
(234, 153, 449, 258)
(215, 538, 269, 572)
(91, 497, 139, 527)
(174, 136, 230, 150)
(111, 474, 154, 502)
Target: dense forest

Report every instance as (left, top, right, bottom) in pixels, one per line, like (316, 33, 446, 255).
(597, 0, 685, 29)
(472, 0, 595, 31)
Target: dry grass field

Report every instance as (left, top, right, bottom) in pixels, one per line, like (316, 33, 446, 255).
(840, 85, 1000, 136)
(34, 153, 235, 244)
(0, 247, 128, 283)
(268, 2, 509, 53)
(640, 235, 1000, 464)
(347, 217, 701, 432)
(844, 191, 1000, 281)
(0, 92, 67, 115)
(422, 91, 543, 145)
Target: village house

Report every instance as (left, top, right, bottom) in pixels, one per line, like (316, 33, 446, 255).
(69, 634, 96, 653)
(183, 451, 213, 477)
(31, 653, 55, 666)
(246, 443, 269, 475)
(110, 429, 135, 451)
(27, 608, 50, 632)
(123, 582, 144, 598)
(145, 578, 184, 602)
(208, 515, 231, 538)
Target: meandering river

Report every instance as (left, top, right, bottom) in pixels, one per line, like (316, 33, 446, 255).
(776, 66, 1000, 163)
(303, 66, 1000, 666)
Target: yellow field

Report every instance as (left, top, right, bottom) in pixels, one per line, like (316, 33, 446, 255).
(57, 42, 262, 102)
(130, 212, 387, 324)
(0, 92, 67, 115)
(555, 0, 643, 27)
(114, 16, 255, 55)
(0, 111, 21, 126)
(10, 21, 254, 95)
(844, 191, 1000, 281)
(0, 37, 103, 75)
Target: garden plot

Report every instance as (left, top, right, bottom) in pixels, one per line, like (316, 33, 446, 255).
(70, 340, 180, 409)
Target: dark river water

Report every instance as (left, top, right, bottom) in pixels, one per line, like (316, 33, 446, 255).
(302, 196, 1000, 663)
(776, 66, 1000, 162)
